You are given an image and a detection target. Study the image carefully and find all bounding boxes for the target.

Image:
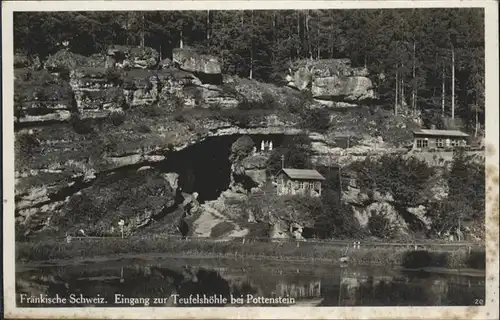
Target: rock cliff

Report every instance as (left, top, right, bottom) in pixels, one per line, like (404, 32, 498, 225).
(14, 46, 422, 239)
(286, 59, 376, 106)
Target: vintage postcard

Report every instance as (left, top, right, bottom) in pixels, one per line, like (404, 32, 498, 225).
(2, 0, 499, 319)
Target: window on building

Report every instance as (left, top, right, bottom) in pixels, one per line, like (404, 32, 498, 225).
(416, 139, 428, 148)
(299, 181, 304, 189)
(436, 139, 444, 148)
(451, 140, 457, 147)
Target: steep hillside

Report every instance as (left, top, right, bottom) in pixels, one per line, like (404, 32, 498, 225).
(16, 45, 476, 241)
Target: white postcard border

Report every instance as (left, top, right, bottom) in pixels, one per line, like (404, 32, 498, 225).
(2, 1, 498, 319)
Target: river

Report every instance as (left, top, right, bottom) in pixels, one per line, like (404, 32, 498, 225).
(16, 256, 485, 307)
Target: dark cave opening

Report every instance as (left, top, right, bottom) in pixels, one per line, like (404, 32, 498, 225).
(158, 135, 236, 203)
(156, 134, 288, 203)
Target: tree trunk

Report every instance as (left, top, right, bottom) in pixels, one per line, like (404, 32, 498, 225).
(206, 10, 210, 40)
(316, 13, 320, 59)
(475, 107, 479, 137)
(297, 11, 300, 58)
(249, 10, 254, 79)
(401, 72, 405, 107)
(306, 10, 312, 60)
(451, 45, 455, 119)
(412, 40, 416, 110)
(395, 64, 399, 116)
(272, 12, 276, 63)
(140, 13, 145, 47)
(364, 40, 367, 69)
(442, 61, 446, 116)
(126, 12, 130, 46)
(220, 13, 224, 67)
(179, 29, 184, 49)
(329, 11, 334, 59)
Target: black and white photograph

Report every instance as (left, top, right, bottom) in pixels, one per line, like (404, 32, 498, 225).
(2, 1, 498, 319)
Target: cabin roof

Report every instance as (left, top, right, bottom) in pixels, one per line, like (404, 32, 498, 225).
(413, 129, 469, 138)
(279, 168, 326, 181)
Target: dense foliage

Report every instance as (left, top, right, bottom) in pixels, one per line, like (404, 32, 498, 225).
(348, 154, 436, 207)
(230, 135, 255, 162)
(266, 134, 314, 176)
(14, 9, 484, 131)
(427, 149, 485, 237)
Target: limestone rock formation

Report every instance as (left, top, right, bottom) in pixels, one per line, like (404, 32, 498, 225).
(107, 45, 160, 69)
(240, 154, 269, 186)
(181, 192, 201, 216)
(172, 47, 221, 75)
(286, 59, 376, 103)
(312, 76, 376, 101)
(17, 169, 179, 237)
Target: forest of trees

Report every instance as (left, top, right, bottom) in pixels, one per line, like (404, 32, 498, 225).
(14, 9, 485, 133)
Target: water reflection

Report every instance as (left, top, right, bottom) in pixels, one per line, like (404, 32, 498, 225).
(16, 258, 485, 307)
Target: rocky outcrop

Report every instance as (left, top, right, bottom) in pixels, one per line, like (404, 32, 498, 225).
(312, 76, 376, 101)
(107, 45, 160, 69)
(16, 168, 180, 237)
(173, 47, 221, 75)
(14, 69, 76, 123)
(17, 47, 439, 240)
(240, 154, 269, 186)
(45, 49, 106, 71)
(286, 59, 376, 103)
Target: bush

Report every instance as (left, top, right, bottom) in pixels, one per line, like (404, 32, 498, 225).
(136, 124, 152, 133)
(301, 108, 331, 132)
(109, 111, 126, 126)
(104, 68, 124, 85)
(401, 250, 449, 268)
(210, 222, 235, 238)
(230, 135, 255, 162)
(21, 70, 33, 81)
(368, 212, 395, 239)
(466, 250, 485, 269)
(138, 105, 165, 118)
(209, 103, 223, 111)
(174, 113, 187, 123)
(105, 87, 126, 108)
(16, 133, 41, 158)
(69, 115, 94, 134)
(266, 134, 313, 176)
(348, 154, 436, 207)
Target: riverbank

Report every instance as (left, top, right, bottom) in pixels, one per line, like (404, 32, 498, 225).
(15, 237, 486, 269)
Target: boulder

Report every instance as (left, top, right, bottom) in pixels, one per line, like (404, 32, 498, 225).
(159, 58, 174, 69)
(287, 58, 377, 102)
(107, 45, 159, 69)
(181, 192, 201, 216)
(244, 169, 267, 186)
(172, 47, 221, 75)
(270, 220, 289, 239)
(312, 76, 376, 101)
(241, 154, 269, 170)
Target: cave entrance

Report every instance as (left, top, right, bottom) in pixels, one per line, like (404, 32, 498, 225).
(157, 133, 288, 204)
(158, 135, 237, 203)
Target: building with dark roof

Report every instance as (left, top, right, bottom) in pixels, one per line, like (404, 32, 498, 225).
(276, 168, 326, 197)
(412, 129, 469, 150)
